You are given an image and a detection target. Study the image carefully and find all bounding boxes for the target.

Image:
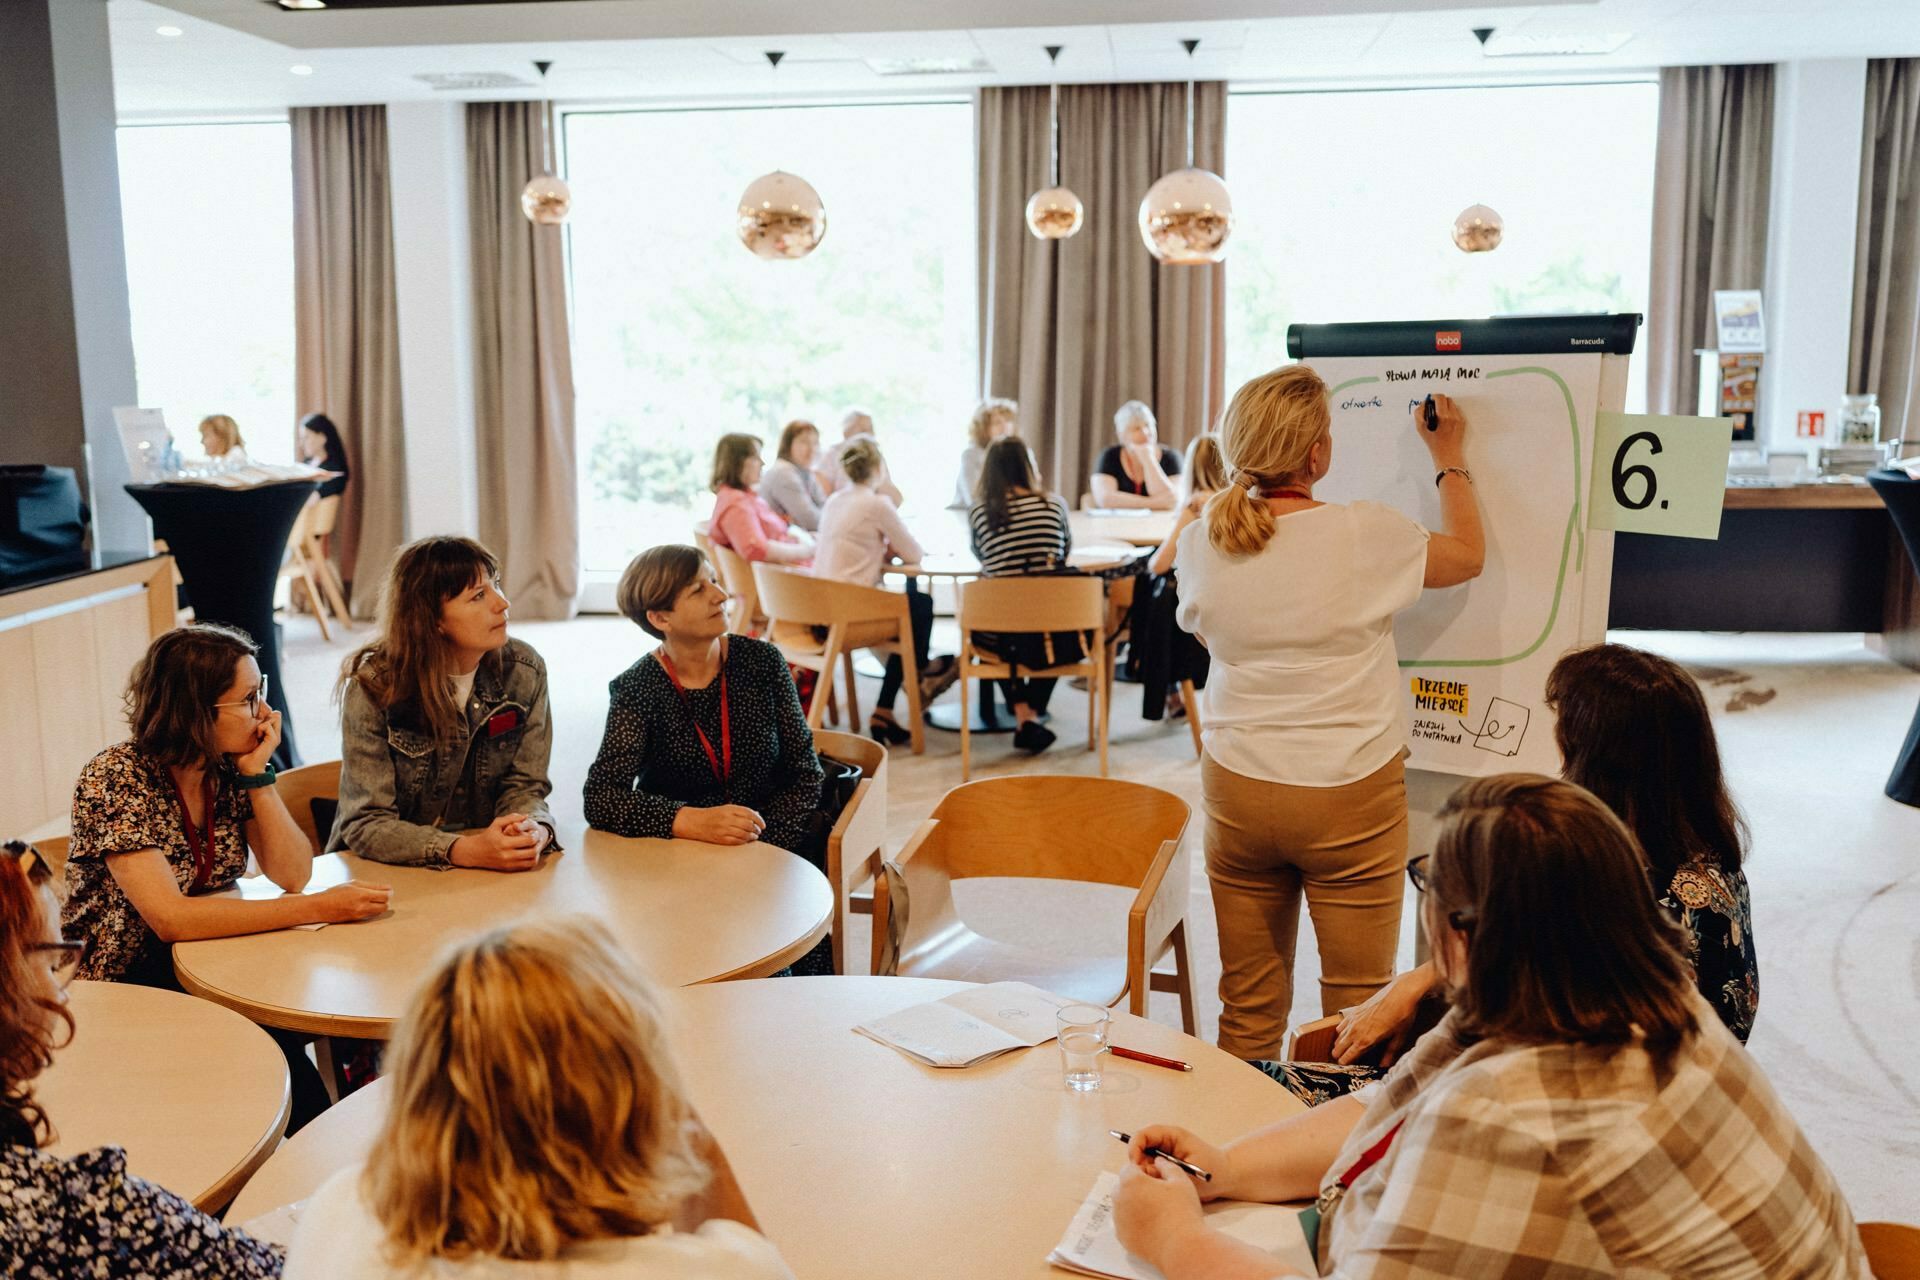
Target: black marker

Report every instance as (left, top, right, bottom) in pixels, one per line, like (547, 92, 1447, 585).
(1423, 394, 1438, 432)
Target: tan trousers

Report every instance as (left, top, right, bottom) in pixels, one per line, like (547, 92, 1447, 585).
(1202, 750, 1409, 1060)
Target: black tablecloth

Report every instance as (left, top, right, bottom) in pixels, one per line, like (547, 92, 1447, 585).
(127, 481, 320, 770)
(1867, 469, 1920, 806)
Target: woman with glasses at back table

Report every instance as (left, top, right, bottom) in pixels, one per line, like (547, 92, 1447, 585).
(0, 840, 288, 1276)
(61, 623, 391, 1130)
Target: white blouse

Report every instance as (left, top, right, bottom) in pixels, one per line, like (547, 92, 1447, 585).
(1174, 500, 1429, 787)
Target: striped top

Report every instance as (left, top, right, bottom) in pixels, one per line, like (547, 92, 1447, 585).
(968, 491, 1072, 576)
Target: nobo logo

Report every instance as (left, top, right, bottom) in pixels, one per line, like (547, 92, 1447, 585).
(1435, 331, 1463, 352)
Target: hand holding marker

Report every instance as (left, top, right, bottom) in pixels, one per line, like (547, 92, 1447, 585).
(1424, 393, 1438, 432)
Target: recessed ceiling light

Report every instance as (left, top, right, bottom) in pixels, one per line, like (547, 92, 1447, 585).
(156, 24, 183, 37)
(277, 0, 327, 10)
(290, 64, 314, 75)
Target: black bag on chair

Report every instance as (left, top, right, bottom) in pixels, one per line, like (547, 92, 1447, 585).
(788, 752, 865, 978)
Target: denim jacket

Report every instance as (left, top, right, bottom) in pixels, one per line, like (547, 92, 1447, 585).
(330, 637, 559, 867)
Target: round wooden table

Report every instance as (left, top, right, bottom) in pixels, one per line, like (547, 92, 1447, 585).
(1071, 509, 1177, 548)
(40, 981, 289, 1212)
(173, 827, 834, 1038)
(227, 977, 1303, 1276)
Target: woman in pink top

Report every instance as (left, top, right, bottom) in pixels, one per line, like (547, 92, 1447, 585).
(708, 434, 810, 566)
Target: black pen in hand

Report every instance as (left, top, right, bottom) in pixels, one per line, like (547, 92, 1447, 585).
(1423, 393, 1439, 432)
(1109, 1130, 1213, 1182)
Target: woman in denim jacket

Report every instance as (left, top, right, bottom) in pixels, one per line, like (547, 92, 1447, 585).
(331, 537, 558, 871)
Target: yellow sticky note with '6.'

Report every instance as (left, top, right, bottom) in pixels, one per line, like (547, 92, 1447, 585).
(1588, 413, 1735, 540)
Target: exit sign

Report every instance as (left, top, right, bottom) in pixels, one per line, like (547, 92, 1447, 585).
(1797, 411, 1825, 438)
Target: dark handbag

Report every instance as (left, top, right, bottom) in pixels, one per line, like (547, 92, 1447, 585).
(795, 752, 863, 873)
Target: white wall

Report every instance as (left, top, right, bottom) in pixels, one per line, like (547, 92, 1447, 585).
(386, 99, 480, 541)
(1761, 59, 1869, 451)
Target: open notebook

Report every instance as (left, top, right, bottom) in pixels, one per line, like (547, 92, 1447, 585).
(1049, 1172, 1317, 1279)
(852, 981, 1071, 1068)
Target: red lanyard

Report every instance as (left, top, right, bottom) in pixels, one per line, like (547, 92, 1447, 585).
(1317, 1120, 1404, 1214)
(170, 772, 219, 891)
(1260, 486, 1315, 501)
(657, 645, 732, 787)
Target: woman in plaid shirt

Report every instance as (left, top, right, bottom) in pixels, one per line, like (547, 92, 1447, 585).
(1113, 775, 1868, 1279)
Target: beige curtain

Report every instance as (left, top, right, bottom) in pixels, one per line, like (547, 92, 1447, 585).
(292, 105, 406, 618)
(1851, 58, 1920, 448)
(467, 102, 579, 619)
(1646, 65, 1775, 416)
(978, 82, 1227, 498)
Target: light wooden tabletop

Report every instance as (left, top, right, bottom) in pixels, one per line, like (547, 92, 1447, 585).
(891, 542, 1142, 579)
(227, 976, 1304, 1277)
(172, 828, 834, 1038)
(1070, 508, 1178, 548)
(40, 981, 289, 1212)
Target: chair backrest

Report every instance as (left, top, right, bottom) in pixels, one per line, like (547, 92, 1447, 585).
(691, 521, 716, 559)
(813, 728, 886, 781)
(286, 494, 319, 550)
(276, 760, 343, 853)
(920, 775, 1189, 889)
(754, 564, 904, 629)
(308, 493, 341, 539)
(958, 575, 1106, 636)
(26, 835, 70, 896)
(709, 542, 763, 636)
(1861, 1223, 1920, 1280)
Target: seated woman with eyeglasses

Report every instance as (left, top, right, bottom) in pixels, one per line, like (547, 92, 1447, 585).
(1, 841, 287, 1275)
(283, 916, 795, 1279)
(1112, 775, 1868, 1278)
(1270, 642, 1762, 1106)
(62, 623, 391, 1128)
(333, 537, 560, 871)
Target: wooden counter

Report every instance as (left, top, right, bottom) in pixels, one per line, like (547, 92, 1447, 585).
(0, 555, 176, 837)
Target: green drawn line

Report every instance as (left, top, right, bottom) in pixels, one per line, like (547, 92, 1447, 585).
(1330, 376, 1380, 397)
(1392, 365, 1584, 670)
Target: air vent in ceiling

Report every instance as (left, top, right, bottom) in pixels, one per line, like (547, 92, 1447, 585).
(865, 56, 993, 76)
(414, 71, 532, 91)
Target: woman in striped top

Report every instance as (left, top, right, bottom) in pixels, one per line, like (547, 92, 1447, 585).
(966, 438, 1073, 753)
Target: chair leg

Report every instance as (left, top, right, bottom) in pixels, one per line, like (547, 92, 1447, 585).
(842, 648, 861, 731)
(1171, 921, 1195, 1035)
(316, 556, 352, 628)
(1180, 680, 1203, 759)
(959, 671, 972, 782)
(1096, 641, 1110, 777)
(898, 623, 925, 756)
(300, 559, 331, 642)
(807, 634, 843, 729)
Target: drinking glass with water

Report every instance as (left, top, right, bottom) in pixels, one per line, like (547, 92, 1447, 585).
(1056, 1004, 1110, 1091)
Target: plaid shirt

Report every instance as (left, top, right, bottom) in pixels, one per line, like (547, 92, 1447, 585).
(1321, 997, 1868, 1278)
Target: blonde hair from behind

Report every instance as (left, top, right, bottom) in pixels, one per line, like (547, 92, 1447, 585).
(838, 435, 885, 486)
(362, 916, 707, 1264)
(968, 397, 1017, 449)
(199, 414, 244, 455)
(1182, 433, 1229, 499)
(1207, 365, 1331, 557)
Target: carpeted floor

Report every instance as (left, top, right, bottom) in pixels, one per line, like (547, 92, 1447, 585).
(281, 615, 1920, 1221)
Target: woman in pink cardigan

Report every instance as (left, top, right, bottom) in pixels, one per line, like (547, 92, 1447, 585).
(708, 433, 811, 566)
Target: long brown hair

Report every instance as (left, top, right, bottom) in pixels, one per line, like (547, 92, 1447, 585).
(1546, 644, 1747, 888)
(340, 537, 500, 741)
(1430, 774, 1698, 1067)
(775, 419, 817, 462)
(126, 623, 259, 769)
(710, 433, 762, 493)
(362, 917, 706, 1263)
(976, 435, 1040, 529)
(0, 849, 74, 1147)
(1207, 365, 1330, 556)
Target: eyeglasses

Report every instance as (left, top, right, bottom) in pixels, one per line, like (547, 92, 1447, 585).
(213, 674, 270, 716)
(28, 939, 87, 989)
(1405, 854, 1476, 933)
(3, 839, 52, 884)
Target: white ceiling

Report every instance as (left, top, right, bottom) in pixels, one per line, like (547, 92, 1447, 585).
(110, 0, 1920, 118)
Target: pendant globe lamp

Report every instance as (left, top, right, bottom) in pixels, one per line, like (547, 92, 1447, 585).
(519, 61, 571, 225)
(737, 51, 827, 260)
(1451, 203, 1505, 252)
(1138, 39, 1232, 265)
(1025, 46, 1084, 240)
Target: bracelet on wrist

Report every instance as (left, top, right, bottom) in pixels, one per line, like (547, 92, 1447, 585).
(234, 763, 278, 789)
(1434, 466, 1473, 488)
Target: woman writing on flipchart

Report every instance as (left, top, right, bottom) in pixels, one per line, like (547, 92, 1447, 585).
(1172, 365, 1485, 1061)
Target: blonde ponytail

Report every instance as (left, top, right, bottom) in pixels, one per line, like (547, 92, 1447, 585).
(1205, 364, 1332, 557)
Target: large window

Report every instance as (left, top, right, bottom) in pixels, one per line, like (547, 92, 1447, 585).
(565, 101, 976, 572)
(1225, 83, 1659, 410)
(117, 122, 296, 464)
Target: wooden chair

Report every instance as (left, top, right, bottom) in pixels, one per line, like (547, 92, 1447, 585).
(955, 576, 1108, 780)
(871, 775, 1196, 1032)
(813, 729, 888, 974)
(1284, 1013, 1343, 1063)
(754, 565, 925, 754)
(1862, 1223, 1920, 1279)
(709, 541, 767, 637)
(25, 835, 69, 894)
(275, 760, 342, 854)
(306, 495, 351, 622)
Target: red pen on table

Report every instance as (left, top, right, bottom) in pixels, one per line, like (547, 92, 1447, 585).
(1109, 1044, 1192, 1072)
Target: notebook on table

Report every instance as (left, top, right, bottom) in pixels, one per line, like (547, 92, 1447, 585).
(1048, 1171, 1316, 1279)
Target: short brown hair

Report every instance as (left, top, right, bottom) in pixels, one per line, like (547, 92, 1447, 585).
(775, 420, 818, 462)
(616, 545, 706, 639)
(126, 624, 259, 769)
(0, 848, 73, 1147)
(362, 917, 706, 1262)
(838, 436, 884, 485)
(710, 433, 762, 493)
(1430, 774, 1698, 1066)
